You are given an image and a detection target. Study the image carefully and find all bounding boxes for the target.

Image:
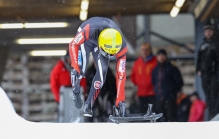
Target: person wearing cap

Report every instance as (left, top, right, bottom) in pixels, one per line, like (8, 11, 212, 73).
(69, 17, 128, 117)
(50, 50, 86, 103)
(130, 42, 157, 113)
(188, 92, 206, 122)
(196, 22, 219, 119)
(152, 49, 183, 122)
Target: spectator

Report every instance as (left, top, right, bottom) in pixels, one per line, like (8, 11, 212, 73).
(85, 61, 116, 122)
(196, 22, 219, 119)
(176, 91, 191, 122)
(152, 49, 183, 122)
(188, 92, 206, 122)
(50, 51, 86, 103)
(130, 42, 157, 113)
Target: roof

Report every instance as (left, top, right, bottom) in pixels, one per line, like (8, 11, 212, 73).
(0, 0, 190, 19)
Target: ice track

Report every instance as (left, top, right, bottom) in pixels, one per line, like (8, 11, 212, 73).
(0, 87, 218, 139)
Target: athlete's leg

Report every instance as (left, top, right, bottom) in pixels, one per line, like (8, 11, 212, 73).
(85, 49, 109, 107)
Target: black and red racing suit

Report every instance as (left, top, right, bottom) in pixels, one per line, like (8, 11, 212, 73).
(69, 17, 127, 106)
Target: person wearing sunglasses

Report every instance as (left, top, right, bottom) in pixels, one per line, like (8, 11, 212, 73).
(69, 17, 127, 117)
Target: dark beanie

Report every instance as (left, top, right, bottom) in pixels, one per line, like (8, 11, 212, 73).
(203, 21, 215, 30)
(157, 49, 167, 56)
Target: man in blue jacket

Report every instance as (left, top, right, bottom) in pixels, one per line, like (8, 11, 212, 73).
(152, 49, 183, 122)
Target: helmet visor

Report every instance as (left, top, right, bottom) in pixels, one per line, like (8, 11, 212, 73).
(99, 47, 115, 58)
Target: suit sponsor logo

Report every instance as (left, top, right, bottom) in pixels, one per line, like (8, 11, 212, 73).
(94, 81, 102, 89)
(119, 59, 126, 72)
(71, 45, 78, 64)
(74, 32, 83, 44)
(78, 50, 82, 66)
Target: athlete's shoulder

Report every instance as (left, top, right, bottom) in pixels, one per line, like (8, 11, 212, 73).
(88, 16, 110, 21)
(82, 17, 110, 26)
(81, 17, 120, 31)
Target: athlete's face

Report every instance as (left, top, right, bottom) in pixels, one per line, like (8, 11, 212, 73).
(157, 54, 167, 64)
(140, 44, 151, 58)
(204, 29, 214, 39)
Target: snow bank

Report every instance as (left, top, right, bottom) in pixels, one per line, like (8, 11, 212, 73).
(0, 87, 218, 139)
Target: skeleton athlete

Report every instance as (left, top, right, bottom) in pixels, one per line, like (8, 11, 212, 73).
(69, 17, 127, 117)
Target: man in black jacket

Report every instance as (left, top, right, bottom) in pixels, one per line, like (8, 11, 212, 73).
(152, 49, 183, 122)
(196, 23, 219, 119)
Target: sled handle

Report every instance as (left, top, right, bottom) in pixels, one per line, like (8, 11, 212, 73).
(144, 104, 153, 116)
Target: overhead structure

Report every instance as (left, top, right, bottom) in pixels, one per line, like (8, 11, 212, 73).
(0, 0, 217, 20)
(170, 0, 186, 17)
(16, 38, 73, 44)
(0, 0, 191, 19)
(193, 0, 219, 22)
(29, 50, 67, 56)
(0, 22, 68, 29)
(0, 0, 218, 54)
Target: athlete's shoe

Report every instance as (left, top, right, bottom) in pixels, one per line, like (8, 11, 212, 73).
(83, 103, 93, 117)
(72, 93, 83, 109)
(113, 101, 126, 117)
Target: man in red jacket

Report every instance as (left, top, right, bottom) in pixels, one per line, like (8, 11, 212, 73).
(50, 51, 86, 103)
(188, 92, 206, 122)
(130, 43, 157, 113)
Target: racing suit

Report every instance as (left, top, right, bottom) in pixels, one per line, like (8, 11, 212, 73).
(69, 17, 127, 107)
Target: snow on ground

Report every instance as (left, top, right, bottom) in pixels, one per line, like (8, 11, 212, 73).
(0, 87, 218, 139)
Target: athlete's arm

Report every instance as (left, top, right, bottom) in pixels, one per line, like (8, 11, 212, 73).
(69, 30, 86, 74)
(69, 24, 90, 74)
(115, 46, 128, 106)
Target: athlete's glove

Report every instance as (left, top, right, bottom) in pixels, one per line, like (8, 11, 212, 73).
(71, 69, 82, 94)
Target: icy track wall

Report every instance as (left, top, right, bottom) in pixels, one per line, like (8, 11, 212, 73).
(0, 87, 218, 139)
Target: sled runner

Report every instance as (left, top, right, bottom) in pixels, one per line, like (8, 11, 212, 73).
(109, 104, 163, 124)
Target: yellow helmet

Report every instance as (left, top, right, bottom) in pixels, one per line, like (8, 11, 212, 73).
(98, 28, 122, 57)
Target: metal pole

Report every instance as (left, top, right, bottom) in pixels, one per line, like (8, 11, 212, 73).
(21, 54, 29, 119)
(144, 15, 150, 43)
(0, 46, 10, 84)
(150, 31, 195, 53)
